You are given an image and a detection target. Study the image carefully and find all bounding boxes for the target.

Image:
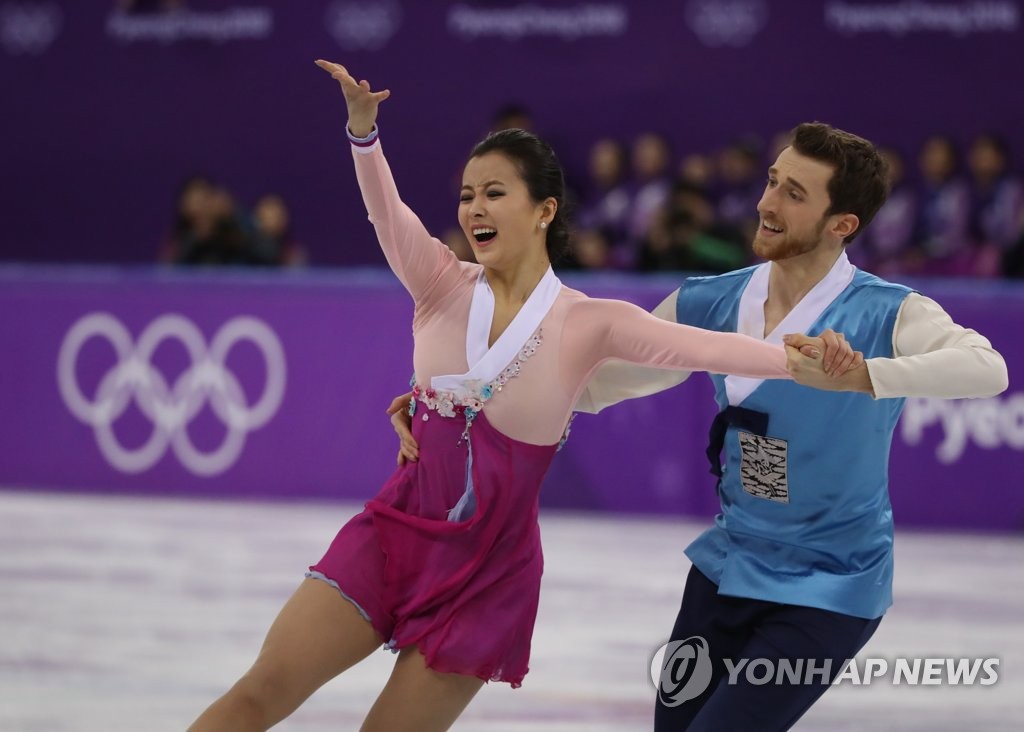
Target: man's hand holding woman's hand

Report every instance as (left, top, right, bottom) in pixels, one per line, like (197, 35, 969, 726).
(784, 329, 874, 395)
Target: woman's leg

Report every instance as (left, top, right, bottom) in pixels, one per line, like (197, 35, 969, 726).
(360, 646, 486, 732)
(188, 578, 383, 731)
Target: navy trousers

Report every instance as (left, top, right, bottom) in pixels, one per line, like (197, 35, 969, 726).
(653, 566, 882, 731)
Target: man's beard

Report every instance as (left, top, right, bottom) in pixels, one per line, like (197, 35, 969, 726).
(752, 217, 827, 261)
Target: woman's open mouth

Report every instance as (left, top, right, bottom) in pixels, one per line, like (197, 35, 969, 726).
(473, 227, 498, 245)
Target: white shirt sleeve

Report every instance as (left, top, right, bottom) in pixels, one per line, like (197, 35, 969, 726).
(865, 292, 1009, 399)
(574, 288, 693, 414)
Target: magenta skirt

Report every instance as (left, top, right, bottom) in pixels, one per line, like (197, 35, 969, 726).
(310, 401, 559, 687)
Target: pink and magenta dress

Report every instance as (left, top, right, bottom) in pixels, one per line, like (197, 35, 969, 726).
(309, 135, 789, 687)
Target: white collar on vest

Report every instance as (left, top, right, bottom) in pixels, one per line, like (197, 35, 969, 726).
(431, 266, 561, 397)
(725, 251, 856, 406)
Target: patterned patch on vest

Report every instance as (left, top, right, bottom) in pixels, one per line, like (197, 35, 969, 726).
(737, 431, 789, 503)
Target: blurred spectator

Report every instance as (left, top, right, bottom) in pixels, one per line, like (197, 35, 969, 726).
(909, 135, 971, 275)
(715, 136, 764, 245)
(441, 227, 476, 263)
(849, 148, 917, 276)
(254, 194, 308, 267)
(164, 178, 279, 266)
(967, 133, 1024, 277)
(638, 181, 746, 273)
(638, 208, 697, 271)
(678, 152, 717, 191)
(160, 175, 212, 263)
(618, 132, 673, 267)
(575, 138, 630, 257)
(670, 180, 717, 231)
(490, 104, 533, 133)
(567, 229, 611, 270)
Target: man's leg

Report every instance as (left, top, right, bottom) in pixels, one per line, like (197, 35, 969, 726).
(654, 566, 762, 731)
(686, 603, 881, 732)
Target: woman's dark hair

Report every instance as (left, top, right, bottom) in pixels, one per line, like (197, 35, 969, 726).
(469, 128, 572, 262)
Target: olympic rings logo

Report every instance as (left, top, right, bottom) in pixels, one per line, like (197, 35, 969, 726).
(57, 313, 286, 476)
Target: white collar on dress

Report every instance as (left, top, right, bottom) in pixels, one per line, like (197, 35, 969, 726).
(725, 251, 856, 406)
(431, 266, 562, 397)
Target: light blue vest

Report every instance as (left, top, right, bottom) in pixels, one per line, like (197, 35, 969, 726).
(678, 266, 913, 619)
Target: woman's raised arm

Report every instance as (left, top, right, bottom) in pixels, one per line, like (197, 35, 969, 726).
(316, 60, 463, 304)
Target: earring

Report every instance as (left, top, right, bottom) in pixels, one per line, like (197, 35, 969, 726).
(540, 222, 548, 230)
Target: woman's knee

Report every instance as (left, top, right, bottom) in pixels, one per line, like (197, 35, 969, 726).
(360, 648, 484, 732)
(227, 663, 302, 725)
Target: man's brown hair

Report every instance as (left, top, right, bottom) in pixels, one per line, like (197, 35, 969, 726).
(790, 122, 889, 244)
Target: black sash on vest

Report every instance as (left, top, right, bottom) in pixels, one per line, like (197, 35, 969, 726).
(706, 406, 770, 477)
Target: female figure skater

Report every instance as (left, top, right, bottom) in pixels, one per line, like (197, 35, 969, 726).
(188, 62, 855, 732)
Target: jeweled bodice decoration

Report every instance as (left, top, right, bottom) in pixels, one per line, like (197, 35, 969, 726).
(408, 330, 544, 442)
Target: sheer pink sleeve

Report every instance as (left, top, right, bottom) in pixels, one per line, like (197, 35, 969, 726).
(560, 298, 789, 394)
(351, 142, 464, 304)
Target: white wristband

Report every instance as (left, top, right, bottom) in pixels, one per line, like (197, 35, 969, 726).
(347, 124, 379, 149)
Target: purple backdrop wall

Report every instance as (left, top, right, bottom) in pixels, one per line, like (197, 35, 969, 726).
(2, 264, 1021, 531)
(2, 0, 1023, 265)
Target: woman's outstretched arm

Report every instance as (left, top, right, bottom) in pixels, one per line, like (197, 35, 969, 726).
(560, 298, 791, 396)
